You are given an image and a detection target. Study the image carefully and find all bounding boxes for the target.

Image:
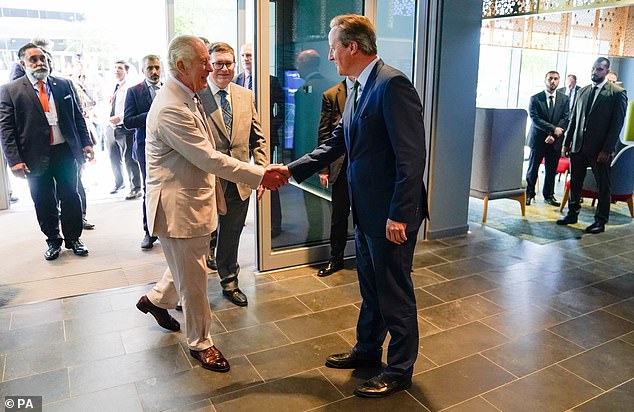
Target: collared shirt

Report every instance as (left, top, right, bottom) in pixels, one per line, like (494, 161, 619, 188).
(544, 90, 556, 107)
(145, 79, 162, 100)
(589, 78, 608, 109)
(26, 74, 66, 145)
(208, 80, 232, 112)
(354, 55, 380, 105)
(172, 76, 196, 100)
(566, 86, 576, 110)
(112, 79, 128, 124)
(345, 76, 355, 93)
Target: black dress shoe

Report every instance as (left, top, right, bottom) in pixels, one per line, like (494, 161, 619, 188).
(175, 304, 182, 311)
(526, 195, 535, 206)
(222, 288, 248, 306)
(317, 258, 344, 277)
(354, 373, 412, 398)
(190, 346, 230, 372)
(325, 349, 382, 369)
(585, 221, 605, 234)
(109, 184, 125, 194)
(125, 188, 142, 200)
(544, 196, 561, 207)
(44, 244, 61, 261)
(82, 218, 95, 230)
(136, 295, 180, 331)
(206, 254, 217, 270)
(556, 214, 578, 225)
(141, 234, 158, 249)
(65, 239, 89, 256)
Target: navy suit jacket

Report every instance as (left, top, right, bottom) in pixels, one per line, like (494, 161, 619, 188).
(527, 91, 569, 151)
(289, 60, 428, 237)
(0, 75, 91, 175)
(123, 81, 154, 159)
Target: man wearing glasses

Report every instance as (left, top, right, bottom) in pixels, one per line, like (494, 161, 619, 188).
(198, 42, 268, 306)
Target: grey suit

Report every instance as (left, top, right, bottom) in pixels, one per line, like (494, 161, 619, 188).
(563, 81, 628, 223)
(199, 83, 268, 290)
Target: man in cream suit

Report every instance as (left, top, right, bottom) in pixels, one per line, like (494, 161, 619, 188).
(135, 35, 285, 372)
(199, 42, 268, 307)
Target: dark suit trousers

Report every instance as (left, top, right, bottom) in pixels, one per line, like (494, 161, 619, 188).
(110, 127, 141, 190)
(215, 182, 249, 290)
(525, 144, 559, 198)
(136, 144, 149, 235)
(329, 164, 350, 258)
(77, 167, 87, 218)
(568, 152, 611, 223)
(27, 143, 82, 245)
(354, 228, 419, 379)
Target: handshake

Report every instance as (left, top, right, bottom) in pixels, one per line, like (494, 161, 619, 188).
(257, 164, 292, 199)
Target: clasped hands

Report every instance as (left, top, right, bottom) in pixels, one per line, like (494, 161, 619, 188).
(257, 164, 292, 200)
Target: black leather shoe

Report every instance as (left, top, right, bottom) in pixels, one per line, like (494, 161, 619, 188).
(65, 239, 88, 256)
(526, 195, 535, 206)
(556, 214, 578, 225)
(141, 234, 158, 249)
(206, 255, 217, 270)
(317, 258, 344, 277)
(585, 221, 605, 234)
(82, 218, 95, 230)
(190, 346, 230, 372)
(125, 188, 142, 200)
(222, 288, 248, 306)
(544, 196, 561, 207)
(44, 244, 61, 261)
(175, 304, 182, 311)
(325, 349, 382, 369)
(354, 373, 412, 398)
(136, 295, 180, 331)
(109, 184, 125, 194)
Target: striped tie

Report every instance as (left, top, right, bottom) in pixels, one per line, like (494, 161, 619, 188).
(218, 90, 232, 136)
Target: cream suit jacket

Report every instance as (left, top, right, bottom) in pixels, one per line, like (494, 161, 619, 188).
(145, 78, 263, 238)
(199, 83, 268, 201)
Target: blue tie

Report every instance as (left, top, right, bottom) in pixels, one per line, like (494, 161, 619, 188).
(218, 90, 232, 136)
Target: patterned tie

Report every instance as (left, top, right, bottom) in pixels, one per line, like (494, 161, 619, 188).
(218, 90, 233, 136)
(246, 75, 252, 90)
(37, 81, 53, 144)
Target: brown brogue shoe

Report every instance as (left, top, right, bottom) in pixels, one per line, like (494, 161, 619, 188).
(190, 346, 230, 372)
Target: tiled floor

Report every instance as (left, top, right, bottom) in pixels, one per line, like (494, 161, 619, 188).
(1, 181, 633, 410)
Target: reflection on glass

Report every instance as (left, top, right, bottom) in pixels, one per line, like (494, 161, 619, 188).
(269, 0, 362, 250)
(376, 0, 416, 80)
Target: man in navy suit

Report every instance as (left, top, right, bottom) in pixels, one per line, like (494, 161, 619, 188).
(525, 70, 569, 207)
(272, 14, 428, 398)
(124, 54, 162, 249)
(0, 43, 94, 260)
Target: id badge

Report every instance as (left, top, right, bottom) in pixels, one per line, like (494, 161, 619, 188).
(45, 111, 58, 126)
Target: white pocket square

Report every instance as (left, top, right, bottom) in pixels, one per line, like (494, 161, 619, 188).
(63, 94, 71, 100)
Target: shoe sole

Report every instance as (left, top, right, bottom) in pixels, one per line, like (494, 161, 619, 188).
(353, 382, 411, 398)
(197, 361, 230, 373)
(324, 360, 382, 369)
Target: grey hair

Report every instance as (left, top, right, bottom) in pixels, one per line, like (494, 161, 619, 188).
(167, 35, 202, 76)
(330, 14, 377, 55)
(142, 54, 161, 67)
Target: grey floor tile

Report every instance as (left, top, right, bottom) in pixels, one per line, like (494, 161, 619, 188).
(311, 391, 429, 411)
(4, 331, 125, 381)
(560, 339, 634, 390)
(544, 285, 623, 317)
(0, 321, 64, 354)
(413, 251, 449, 268)
(211, 369, 343, 412)
(621, 331, 634, 346)
(577, 241, 633, 260)
(423, 275, 497, 302)
(482, 330, 584, 377)
(604, 298, 634, 323)
(316, 268, 359, 288)
(578, 260, 633, 281)
(0, 313, 10, 332)
(120, 324, 184, 354)
(548, 310, 634, 349)
(430, 242, 499, 262)
(136, 356, 262, 412)
(414, 288, 444, 309)
(247, 334, 350, 381)
(408, 354, 514, 411)
(9, 303, 66, 330)
(214, 297, 311, 331)
(419, 295, 503, 330)
(69, 344, 190, 396)
(420, 321, 508, 366)
(62, 294, 114, 319)
(0, 368, 69, 405)
(443, 396, 500, 412)
(426, 257, 493, 280)
(44, 384, 143, 412)
(297, 283, 362, 312)
(483, 365, 602, 412)
(592, 273, 634, 300)
(530, 266, 611, 294)
(411, 268, 448, 288)
(478, 262, 548, 286)
(211, 323, 291, 358)
(572, 379, 634, 412)
(246, 276, 329, 304)
(481, 304, 571, 340)
(318, 365, 383, 396)
(164, 399, 215, 412)
(479, 280, 561, 310)
(275, 305, 360, 342)
(64, 307, 156, 340)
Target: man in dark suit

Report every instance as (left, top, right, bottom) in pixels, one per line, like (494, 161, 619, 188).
(557, 57, 628, 233)
(0, 43, 93, 260)
(234, 42, 285, 239)
(124, 54, 162, 250)
(558, 74, 580, 113)
(200, 42, 268, 307)
(316, 77, 353, 276)
(525, 70, 569, 206)
(271, 14, 428, 398)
